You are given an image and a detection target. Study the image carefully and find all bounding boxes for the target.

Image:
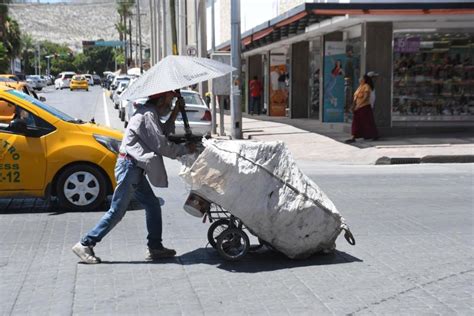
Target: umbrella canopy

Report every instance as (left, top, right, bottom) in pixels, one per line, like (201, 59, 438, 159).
(120, 55, 235, 101)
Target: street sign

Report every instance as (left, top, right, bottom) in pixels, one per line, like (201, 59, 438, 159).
(82, 40, 126, 48)
(95, 40, 126, 47)
(186, 45, 197, 57)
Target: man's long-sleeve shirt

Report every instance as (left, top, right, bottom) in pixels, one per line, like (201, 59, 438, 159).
(120, 104, 188, 188)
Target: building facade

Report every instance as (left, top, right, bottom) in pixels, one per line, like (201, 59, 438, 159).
(215, 1, 474, 135)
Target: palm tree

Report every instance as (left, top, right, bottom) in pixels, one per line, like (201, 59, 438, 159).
(116, 0, 135, 42)
(20, 34, 34, 74)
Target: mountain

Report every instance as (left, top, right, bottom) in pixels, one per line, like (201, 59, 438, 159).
(9, 1, 151, 51)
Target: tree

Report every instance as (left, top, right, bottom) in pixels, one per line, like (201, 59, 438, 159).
(0, 42, 9, 72)
(1, 0, 21, 73)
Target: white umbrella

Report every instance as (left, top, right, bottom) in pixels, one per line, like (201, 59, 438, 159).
(121, 55, 235, 101)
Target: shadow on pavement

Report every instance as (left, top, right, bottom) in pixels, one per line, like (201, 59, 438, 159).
(97, 247, 362, 273)
(0, 198, 144, 215)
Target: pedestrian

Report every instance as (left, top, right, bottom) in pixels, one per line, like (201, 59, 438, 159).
(72, 91, 195, 264)
(249, 75, 262, 115)
(345, 74, 378, 143)
(366, 71, 379, 109)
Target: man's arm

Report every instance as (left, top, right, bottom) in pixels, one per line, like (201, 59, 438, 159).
(138, 111, 188, 159)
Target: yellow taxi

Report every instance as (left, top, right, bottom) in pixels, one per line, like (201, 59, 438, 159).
(0, 86, 122, 211)
(0, 77, 44, 101)
(70, 75, 89, 91)
(0, 74, 24, 82)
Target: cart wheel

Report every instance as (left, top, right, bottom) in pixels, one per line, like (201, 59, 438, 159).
(207, 219, 230, 249)
(216, 228, 250, 261)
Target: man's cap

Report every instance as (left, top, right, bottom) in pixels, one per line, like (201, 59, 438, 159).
(367, 71, 379, 77)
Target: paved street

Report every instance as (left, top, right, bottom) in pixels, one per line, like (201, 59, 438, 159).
(0, 87, 473, 315)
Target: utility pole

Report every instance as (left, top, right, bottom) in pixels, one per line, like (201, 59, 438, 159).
(230, 0, 242, 139)
(149, 0, 155, 65)
(170, 0, 178, 55)
(162, 0, 168, 57)
(157, 1, 162, 61)
(211, 0, 217, 135)
(129, 18, 133, 66)
(178, 0, 186, 56)
(137, 0, 143, 74)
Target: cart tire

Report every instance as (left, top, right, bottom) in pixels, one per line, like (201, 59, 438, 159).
(207, 219, 231, 249)
(216, 228, 250, 261)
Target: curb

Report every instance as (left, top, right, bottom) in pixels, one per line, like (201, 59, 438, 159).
(376, 155, 474, 165)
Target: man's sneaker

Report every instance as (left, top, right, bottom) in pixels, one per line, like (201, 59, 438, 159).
(145, 246, 176, 261)
(72, 242, 101, 264)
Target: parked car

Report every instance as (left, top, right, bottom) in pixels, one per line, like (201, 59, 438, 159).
(54, 71, 76, 90)
(0, 74, 24, 82)
(70, 75, 89, 91)
(84, 74, 94, 86)
(170, 90, 212, 137)
(124, 97, 147, 128)
(0, 77, 46, 101)
(110, 75, 130, 91)
(41, 75, 53, 86)
(26, 75, 47, 91)
(0, 85, 122, 211)
(92, 74, 102, 85)
(112, 81, 129, 108)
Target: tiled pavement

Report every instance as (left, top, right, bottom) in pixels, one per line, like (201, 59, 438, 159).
(0, 162, 473, 315)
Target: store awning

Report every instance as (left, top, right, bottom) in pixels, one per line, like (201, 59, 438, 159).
(215, 1, 474, 54)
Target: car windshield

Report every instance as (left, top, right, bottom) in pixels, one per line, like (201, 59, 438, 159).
(72, 75, 84, 80)
(182, 92, 205, 106)
(7, 89, 75, 122)
(64, 74, 74, 79)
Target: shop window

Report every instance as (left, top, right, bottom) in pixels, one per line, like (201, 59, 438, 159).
(393, 31, 474, 120)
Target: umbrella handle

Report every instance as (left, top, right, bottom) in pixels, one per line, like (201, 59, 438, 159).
(175, 91, 193, 139)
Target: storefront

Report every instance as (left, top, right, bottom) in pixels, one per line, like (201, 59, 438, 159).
(218, 2, 474, 134)
(392, 31, 474, 121)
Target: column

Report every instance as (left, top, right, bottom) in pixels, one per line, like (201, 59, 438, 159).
(289, 41, 309, 118)
(361, 22, 393, 130)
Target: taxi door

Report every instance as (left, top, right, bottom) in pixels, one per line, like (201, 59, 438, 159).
(0, 99, 49, 192)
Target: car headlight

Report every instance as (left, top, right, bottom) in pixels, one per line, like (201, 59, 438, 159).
(94, 134, 121, 154)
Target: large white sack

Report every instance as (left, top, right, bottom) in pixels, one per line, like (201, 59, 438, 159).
(180, 139, 349, 259)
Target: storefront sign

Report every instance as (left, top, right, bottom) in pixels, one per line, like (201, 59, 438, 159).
(323, 42, 346, 123)
(269, 54, 288, 116)
(394, 37, 421, 53)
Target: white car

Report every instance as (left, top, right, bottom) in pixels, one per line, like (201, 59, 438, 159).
(112, 81, 129, 109)
(110, 75, 131, 91)
(84, 74, 94, 86)
(124, 97, 147, 128)
(26, 75, 47, 91)
(171, 90, 211, 137)
(55, 71, 76, 89)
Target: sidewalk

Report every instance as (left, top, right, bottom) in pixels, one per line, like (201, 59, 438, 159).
(219, 114, 474, 164)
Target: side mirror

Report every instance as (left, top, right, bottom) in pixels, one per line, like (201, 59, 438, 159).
(39, 96, 46, 102)
(9, 119, 28, 134)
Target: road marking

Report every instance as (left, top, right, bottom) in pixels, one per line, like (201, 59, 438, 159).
(102, 89, 110, 126)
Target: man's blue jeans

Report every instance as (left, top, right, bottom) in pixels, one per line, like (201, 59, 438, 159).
(81, 157, 163, 249)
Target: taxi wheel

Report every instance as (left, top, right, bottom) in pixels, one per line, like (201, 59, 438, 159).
(56, 164, 107, 211)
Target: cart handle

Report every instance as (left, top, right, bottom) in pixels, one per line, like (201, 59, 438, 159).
(343, 227, 356, 245)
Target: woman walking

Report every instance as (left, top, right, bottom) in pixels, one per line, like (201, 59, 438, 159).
(346, 74, 378, 143)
